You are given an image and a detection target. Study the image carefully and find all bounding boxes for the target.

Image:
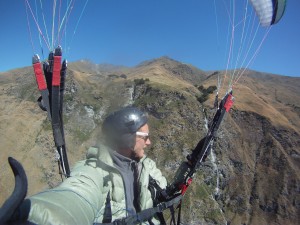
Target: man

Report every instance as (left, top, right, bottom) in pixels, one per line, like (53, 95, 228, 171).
(14, 107, 167, 224)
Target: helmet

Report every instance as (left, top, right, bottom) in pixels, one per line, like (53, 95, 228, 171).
(102, 107, 148, 150)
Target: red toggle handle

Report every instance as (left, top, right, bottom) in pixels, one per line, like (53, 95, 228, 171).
(33, 62, 47, 91)
(179, 178, 193, 195)
(224, 93, 234, 112)
(52, 55, 62, 86)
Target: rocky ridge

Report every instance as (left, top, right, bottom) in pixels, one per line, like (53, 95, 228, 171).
(0, 57, 299, 224)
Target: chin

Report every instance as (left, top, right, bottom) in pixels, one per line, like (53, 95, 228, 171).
(136, 150, 145, 159)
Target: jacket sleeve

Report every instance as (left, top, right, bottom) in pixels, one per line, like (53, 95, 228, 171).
(26, 161, 105, 225)
(144, 158, 167, 189)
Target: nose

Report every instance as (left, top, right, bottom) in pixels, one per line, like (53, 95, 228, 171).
(145, 137, 151, 146)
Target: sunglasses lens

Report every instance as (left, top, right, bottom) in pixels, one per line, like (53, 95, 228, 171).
(138, 135, 149, 141)
(136, 132, 150, 141)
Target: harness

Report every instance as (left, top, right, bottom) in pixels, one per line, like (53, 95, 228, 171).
(95, 195, 182, 225)
(89, 147, 177, 225)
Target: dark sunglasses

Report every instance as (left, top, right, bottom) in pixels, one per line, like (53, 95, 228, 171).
(136, 131, 150, 141)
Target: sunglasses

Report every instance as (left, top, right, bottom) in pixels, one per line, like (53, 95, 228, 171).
(136, 131, 150, 141)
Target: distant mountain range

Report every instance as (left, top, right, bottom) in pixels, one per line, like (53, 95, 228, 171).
(0, 57, 299, 224)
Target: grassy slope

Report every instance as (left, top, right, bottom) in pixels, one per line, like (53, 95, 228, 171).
(0, 59, 299, 224)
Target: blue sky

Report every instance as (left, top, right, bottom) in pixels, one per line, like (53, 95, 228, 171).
(0, 0, 299, 77)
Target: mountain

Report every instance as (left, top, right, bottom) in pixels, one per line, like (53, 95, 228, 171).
(69, 60, 131, 75)
(0, 57, 299, 224)
(136, 56, 206, 83)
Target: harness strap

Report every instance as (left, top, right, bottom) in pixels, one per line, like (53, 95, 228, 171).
(176, 203, 182, 225)
(102, 191, 112, 223)
(51, 47, 64, 147)
(94, 195, 182, 225)
(169, 205, 176, 225)
(148, 175, 167, 224)
(50, 46, 70, 177)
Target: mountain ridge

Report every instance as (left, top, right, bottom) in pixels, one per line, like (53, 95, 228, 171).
(0, 57, 299, 224)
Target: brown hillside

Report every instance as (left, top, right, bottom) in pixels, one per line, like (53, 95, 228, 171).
(0, 59, 299, 224)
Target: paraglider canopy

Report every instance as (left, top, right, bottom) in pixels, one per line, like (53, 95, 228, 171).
(250, 0, 287, 27)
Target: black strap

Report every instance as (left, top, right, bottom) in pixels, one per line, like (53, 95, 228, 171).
(148, 175, 168, 224)
(94, 195, 182, 225)
(176, 203, 182, 225)
(133, 163, 140, 212)
(102, 191, 112, 223)
(47, 47, 70, 177)
(169, 205, 176, 225)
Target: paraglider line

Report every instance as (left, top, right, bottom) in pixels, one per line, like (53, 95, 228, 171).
(222, 0, 233, 27)
(25, 0, 51, 50)
(234, 27, 271, 85)
(242, 9, 258, 62)
(213, 0, 222, 94)
(232, 0, 249, 84)
(67, 0, 89, 55)
(53, 0, 72, 47)
(239, 1, 254, 63)
(34, 0, 44, 58)
(57, 0, 62, 46)
(25, 1, 35, 53)
(55, 0, 75, 45)
(51, 0, 58, 49)
(57, 0, 74, 38)
(235, 23, 260, 80)
(64, 0, 69, 51)
(38, 0, 51, 51)
(222, 0, 236, 91)
(58, 0, 76, 53)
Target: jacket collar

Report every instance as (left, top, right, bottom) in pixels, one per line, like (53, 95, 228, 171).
(86, 144, 147, 169)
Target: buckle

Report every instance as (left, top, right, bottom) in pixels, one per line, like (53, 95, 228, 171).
(158, 202, 168, 211)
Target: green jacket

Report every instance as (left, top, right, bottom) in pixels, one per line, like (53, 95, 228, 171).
(27, 145, 167, 225)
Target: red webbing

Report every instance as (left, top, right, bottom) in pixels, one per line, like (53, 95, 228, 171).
(33, 62, 47, 90)
(224, 94, 234, 112)
(52, 55, 62, 86)
(180, 178, 193, 195)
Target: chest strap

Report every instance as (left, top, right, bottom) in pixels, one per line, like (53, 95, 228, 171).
(94, 195, 182, 225)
